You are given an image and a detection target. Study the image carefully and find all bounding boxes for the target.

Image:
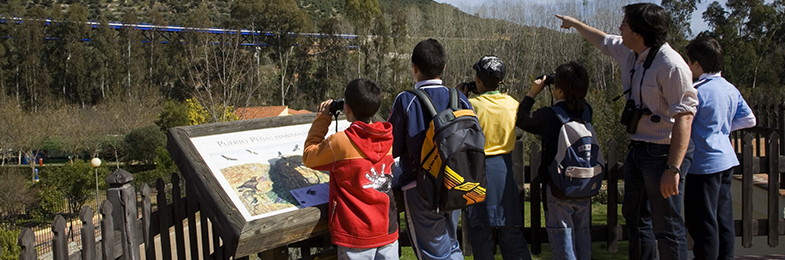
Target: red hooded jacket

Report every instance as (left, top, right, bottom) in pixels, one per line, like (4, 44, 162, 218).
(302, 113, 398, 248)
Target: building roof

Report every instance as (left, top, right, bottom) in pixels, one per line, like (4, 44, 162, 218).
(288, 109, 312, 115)
(234, 106, 313, 120)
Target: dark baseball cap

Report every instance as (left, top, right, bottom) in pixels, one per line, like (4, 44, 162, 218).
(473, 55, 506, 85)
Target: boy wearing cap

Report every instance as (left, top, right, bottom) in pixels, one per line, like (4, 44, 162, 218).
(458, 56, 531, 260)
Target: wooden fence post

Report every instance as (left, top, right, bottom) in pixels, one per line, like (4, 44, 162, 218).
(141, 183, 156, 260)
(529, 142, 542, 255)
(741, 133, 753, 248)
(52, 215, 68, 259)
(172, 174, 187, 260)
(157, 178, 173, 260)
(106, 168, 141, 260)
(101, 200, 115, 260)
(80, 206, 96, 260)
(778, 101, 785, 156)
(18, 228, 36, 260)
(606, 139, 619, 253)
(186, 182, 201, 260)
(766, 132, 779, 247)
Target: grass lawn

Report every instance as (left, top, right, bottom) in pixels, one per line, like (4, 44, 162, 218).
(399, 202, 628, 259)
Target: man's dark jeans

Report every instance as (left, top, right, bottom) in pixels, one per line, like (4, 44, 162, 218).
(622, 141, 693, 260)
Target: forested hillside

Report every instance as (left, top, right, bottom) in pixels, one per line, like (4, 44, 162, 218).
(0, 0, 783, 169)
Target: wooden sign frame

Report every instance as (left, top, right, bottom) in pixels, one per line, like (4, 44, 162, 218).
(167, 113, 346, 257)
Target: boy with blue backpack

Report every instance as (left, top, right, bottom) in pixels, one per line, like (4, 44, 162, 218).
(516, 61, 602, 260)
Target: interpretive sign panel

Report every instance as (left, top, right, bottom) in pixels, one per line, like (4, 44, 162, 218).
(167, 113, 347, 257)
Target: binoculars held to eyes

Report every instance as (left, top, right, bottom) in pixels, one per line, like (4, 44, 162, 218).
(329, 99, 345, 116)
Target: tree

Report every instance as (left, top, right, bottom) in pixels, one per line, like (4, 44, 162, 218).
(662, 0, 698, 44)
(9, 108, 63, 182)
(230, 0, 314, 106)
(700, 0, 784, 88)
(61, 4, 92, 107)
(0, 0, 26, 107)
(0, 169, 35, 222)
(18, 6, 53, 112)
(155, 100, 190, 132)
(119, 9, 146, 99)
(123, 125, 166, 165)
(60, 105, 107, 159)
(346, 0, 381, 36)
(181, 4, 255, 122)
(91, 16, 123, 99)
(36, 160, 109, 220)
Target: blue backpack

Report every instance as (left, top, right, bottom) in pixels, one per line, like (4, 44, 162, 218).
(548, 106, 605, 198)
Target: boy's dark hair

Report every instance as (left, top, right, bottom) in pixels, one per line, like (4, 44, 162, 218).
(624, 3, 670, 48)
(685, 36, 723, 73)
(411, 38, 447, 79)
(554, 61, 589, 112)
(345, 78, 382, 122)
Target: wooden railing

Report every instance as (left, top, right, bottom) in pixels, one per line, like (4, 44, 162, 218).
(14, 134, 784, 259)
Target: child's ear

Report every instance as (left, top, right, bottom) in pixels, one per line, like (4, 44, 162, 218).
(344, 103, 352, 115)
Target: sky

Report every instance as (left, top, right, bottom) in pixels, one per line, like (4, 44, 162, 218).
(433, 0, 721, 36)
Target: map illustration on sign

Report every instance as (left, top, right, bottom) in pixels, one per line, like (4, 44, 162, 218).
(189, 120, 347, 220)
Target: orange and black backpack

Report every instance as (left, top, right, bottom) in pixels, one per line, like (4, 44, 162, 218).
(408, 88, 487, 212)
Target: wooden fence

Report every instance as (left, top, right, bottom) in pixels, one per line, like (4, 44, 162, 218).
(14, 134, 785, 259)
(732, 100, 785, 189)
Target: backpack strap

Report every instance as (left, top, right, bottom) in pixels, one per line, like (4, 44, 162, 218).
(448, 88, 460, 110)
(550, 106, 571, 124)
(581, 106, 591, 123)
(407, 89, 438, 118)
(552, 105, 591, 124)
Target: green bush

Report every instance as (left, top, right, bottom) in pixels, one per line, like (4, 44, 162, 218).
(134, 146, 178, 188)
(155, 101, 190, 132)
(123, 125, 166, 165)
(0, 228, 20, 260)
(35, 160, 110, 218)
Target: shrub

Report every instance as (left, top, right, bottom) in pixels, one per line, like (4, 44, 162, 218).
(0, 228, 21, 260)
(123, 125, 166, 165)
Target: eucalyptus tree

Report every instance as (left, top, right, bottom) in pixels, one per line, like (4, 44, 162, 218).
(17, 6, 51, 112)
(91, 16, 123, 99)
(700, 0, 784, 89)
(230, 0, 314, 106)
(180, 3, 252, 123)
(61, 3, 92, 107)
(1, 0, 26, 106)
(119, 9, 146, 100)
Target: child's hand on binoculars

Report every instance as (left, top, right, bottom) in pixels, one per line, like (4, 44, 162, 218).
(527, 78, 546, 98)
(318, 100, 333, 115)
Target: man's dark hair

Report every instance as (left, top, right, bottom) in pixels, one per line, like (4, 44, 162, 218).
(554, 61, 589, 112)
(685, 36, 723, 73)
(411, 38, 447, 79)
(345, 78, 382, 122)
(624, 3, 670, 47)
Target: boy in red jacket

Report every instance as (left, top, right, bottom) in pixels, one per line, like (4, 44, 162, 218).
(302, 78, 398, 259)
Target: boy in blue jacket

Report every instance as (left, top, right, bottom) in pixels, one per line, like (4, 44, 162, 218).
(388, 38, 472, 260)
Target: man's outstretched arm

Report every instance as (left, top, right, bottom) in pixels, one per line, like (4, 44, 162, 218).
(555, 14, 607, 50)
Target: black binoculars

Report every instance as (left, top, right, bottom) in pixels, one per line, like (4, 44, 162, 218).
(329, 99, 345, 116)
(620, 99, 653, 134)
(537, 73, 556, 85)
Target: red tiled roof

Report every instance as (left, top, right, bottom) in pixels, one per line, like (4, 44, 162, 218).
(288, 109, 313, 115)
(234, 106, 314, 119)
(235, 106, 287, 120)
